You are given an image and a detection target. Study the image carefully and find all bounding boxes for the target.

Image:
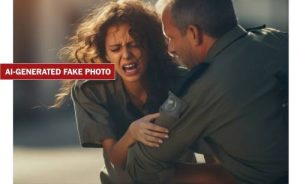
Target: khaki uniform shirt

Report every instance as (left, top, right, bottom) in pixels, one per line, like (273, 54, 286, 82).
(71, 67, 189, 183)
(126, 25, 288, 184)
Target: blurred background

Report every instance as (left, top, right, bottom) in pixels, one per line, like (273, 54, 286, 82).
(13, 0, 288, 183)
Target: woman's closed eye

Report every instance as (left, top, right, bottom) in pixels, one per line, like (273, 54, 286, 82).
(110, 45, 121, 52)
(109, 42, 139, 53)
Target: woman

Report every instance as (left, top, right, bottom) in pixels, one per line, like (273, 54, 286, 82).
(53, 0, 193, 183)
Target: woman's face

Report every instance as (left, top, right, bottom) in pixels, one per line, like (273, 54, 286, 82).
(105, 23, 147, 85)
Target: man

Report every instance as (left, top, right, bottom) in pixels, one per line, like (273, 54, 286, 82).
(126, 0, 288, 183)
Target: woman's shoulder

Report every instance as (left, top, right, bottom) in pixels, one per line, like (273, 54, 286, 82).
(74, 79, 112, 90)
(72, 77, 123, 102)
(74, 77, 122, 90)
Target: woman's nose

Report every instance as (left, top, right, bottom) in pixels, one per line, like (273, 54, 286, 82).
(122, 47, 132, 60)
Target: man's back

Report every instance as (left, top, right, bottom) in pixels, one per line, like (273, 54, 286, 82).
(188, 26, 288, 183)
(126, 25, 288, 184)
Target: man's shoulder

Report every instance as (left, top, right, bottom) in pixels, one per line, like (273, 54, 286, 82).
(247, 25, 287, 38)
(246, 25, 288, 49)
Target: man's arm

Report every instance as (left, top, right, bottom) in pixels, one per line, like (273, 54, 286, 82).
(126, 111, 235, 184)
(126, 92, 205, 183)
(125, 88, 236, 183)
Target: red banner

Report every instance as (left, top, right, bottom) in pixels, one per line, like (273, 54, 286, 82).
(0, 63, 115, 80)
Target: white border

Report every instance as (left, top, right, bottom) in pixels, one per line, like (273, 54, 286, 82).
(289, 0, 298, 183)
(0, 0, 13, 183)
(0, 0, 293, 184)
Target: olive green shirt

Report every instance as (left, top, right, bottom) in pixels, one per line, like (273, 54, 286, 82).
(72, 68, 186, 147)
(126, 25, 288, 184)
(71, 67, 188, 183)
(72, 76, 162, 147)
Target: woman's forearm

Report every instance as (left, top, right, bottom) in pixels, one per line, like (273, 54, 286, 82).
(102, 114, 168, 168)
(102, 130, 135, 168)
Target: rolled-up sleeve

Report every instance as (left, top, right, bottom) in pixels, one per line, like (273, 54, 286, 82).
(126, 92, 201, 183)
(71, 81, 116, 148)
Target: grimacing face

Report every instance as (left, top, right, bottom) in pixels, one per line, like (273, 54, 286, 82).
(105, 23, 147, 85)
(162, 7, 195, 69)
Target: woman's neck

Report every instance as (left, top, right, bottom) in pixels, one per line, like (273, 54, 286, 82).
(124, 81, 148, 110)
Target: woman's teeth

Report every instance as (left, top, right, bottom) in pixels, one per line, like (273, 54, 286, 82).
(123, 63, 137, 71)
(122, 63, 138, 74)
(123, 63, 137, 69)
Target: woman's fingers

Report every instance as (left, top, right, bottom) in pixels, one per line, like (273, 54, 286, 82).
(144, 129, 169, 139)
(144, 122, 168, 133)
(143, 113, 160, 122)
(142, 140, 160, 148)
(141, 134, 163, 147)
(141, 129, 169, 148)
(144, 134, 163, 144)
(137, 129, 167, 147)
(130, 113, 169, 147)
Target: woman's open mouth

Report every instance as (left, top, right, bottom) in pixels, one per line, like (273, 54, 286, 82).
(122, 63, 139, 75)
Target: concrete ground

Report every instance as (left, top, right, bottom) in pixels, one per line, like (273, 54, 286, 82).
(13, 109, 205, 184)
(14, 147, 104, 184)
(14, 109, 105, 184)
(14, 146, 205, 184)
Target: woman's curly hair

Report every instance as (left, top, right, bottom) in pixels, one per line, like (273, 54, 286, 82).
(52, 0, 177, 108)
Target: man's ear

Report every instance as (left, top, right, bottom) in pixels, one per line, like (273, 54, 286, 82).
(186, 25, 202, 45)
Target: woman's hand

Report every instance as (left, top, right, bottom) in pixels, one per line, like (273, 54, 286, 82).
(128, 113, 169, 147)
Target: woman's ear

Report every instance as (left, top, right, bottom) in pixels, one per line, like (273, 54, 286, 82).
(186, 25, 202, 46)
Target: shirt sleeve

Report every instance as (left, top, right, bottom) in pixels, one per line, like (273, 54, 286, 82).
(126, 28, 289, 183)
(71, 80, 116, 148)
(126, 91, 204, 183)
(125, 88, 232, 183)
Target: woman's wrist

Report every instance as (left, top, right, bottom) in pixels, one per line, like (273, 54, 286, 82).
(124, 129, 136, 147)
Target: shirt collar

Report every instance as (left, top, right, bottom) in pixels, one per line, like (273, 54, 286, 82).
(205, 25, 247, 63)
(173, 26, 247, 96)
(117, 75, 160, 115)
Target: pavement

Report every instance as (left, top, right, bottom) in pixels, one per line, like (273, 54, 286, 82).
(13, 108, 205, 184)
(14, 147, 104, 184)
(14, 109, 105, 184)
